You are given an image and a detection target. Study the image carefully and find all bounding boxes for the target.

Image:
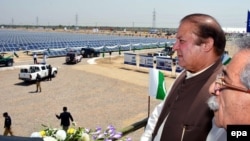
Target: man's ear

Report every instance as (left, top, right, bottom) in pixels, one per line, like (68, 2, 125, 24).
(202, 37, 214, 52)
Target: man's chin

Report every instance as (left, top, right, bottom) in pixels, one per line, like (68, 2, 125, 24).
(214, 118, 223, 128)
(177, 61, 184, 67)
(214, 112, 224, 128)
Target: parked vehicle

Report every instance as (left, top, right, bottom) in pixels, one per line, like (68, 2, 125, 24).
(80, 48, 100, 58)
(18, 64, 58, 82)
(153, 52, 165, 63)
(148, 52, 171, 63)
(65, 51, 83, 64)
(161, 47, 175, 56)
(0, 54, 14, 67)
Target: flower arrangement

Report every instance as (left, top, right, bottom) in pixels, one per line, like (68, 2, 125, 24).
(30, 122, 132, 141)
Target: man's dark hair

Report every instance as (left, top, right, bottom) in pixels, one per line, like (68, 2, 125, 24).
(180, 13, 226, 56)
(63, 107, 67, 112)
(3, 112, 8, 117)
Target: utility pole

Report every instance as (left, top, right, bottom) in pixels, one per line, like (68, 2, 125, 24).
(75, 14, 78, 30)
(36, 16, 39, 26)
(11, 18, 14, 26)
(152, 8, 156, 29)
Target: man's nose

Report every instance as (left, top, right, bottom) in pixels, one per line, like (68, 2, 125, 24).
(209, 82, 220, 96)
(173, 42, 179, 51)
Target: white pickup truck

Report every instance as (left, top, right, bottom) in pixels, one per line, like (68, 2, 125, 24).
(65, 51, 83, 64)
(18, 64, 58, 82)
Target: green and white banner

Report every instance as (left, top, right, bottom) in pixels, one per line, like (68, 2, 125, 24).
(149, 68, 167, 100)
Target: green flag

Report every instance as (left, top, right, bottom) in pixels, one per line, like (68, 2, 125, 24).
(149, 68, 167, 100)
(222, 53, 231, 65)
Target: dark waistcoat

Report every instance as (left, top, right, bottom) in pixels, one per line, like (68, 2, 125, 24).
(152, 59, 222, 141)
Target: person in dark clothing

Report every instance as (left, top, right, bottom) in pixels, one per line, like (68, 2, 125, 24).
(47, 65, 52, 81)
(3, 112, 13, 136)
(56, 107, 74, 132)
(141, 13, 226, 141)
(35, 73, 41, 92)
(33, 53, 37, 64)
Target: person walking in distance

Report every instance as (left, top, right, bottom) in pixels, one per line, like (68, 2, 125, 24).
(3, 112, 13, 136)
(42, 53, 47, 64)
(48, 65, 52, 81)
(33, 53, 37, 64)
(56, 107, 74, 132)
(36, 73, 42, 92)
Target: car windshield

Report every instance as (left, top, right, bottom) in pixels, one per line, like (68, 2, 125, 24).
(153, 53, 161, 56)
(67, 53, 75, 57)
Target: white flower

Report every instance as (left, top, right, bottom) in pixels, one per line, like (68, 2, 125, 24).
(43, 136, 57, 141)
(55, 129, 67, 140)
(78, 132, 90, 141)
(30, 132, 42, 138)
(32, 124, 129, 141)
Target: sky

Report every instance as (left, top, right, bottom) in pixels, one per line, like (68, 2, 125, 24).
(1, 0, 249, 28)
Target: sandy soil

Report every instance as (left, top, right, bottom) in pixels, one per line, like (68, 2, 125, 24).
(0, 49, 170, 140)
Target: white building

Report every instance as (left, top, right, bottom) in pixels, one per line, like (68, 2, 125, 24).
(222, 27, 246, 33)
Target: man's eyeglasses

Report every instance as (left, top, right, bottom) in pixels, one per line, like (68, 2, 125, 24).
(213, 73, 250, 95)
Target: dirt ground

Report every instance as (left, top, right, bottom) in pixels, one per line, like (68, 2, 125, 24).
(0, 48, 169, 140)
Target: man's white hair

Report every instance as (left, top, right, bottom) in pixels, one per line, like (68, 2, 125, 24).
(207, 96, 219, 111)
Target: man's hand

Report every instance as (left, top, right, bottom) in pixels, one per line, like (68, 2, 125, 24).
(72, 121, 76, 126)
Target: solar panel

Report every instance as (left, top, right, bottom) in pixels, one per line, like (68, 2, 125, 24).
(0, 29, 175, 57)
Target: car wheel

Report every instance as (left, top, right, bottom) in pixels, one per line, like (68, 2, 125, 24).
(53, 72, 57, 77)
(6, 61, 13, 66)
(91, 53, 94, 58)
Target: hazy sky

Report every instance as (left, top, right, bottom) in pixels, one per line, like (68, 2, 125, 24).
(1, 0, 249, 28)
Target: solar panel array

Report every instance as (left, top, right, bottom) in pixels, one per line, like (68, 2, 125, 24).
(0, 29, 175, 57)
